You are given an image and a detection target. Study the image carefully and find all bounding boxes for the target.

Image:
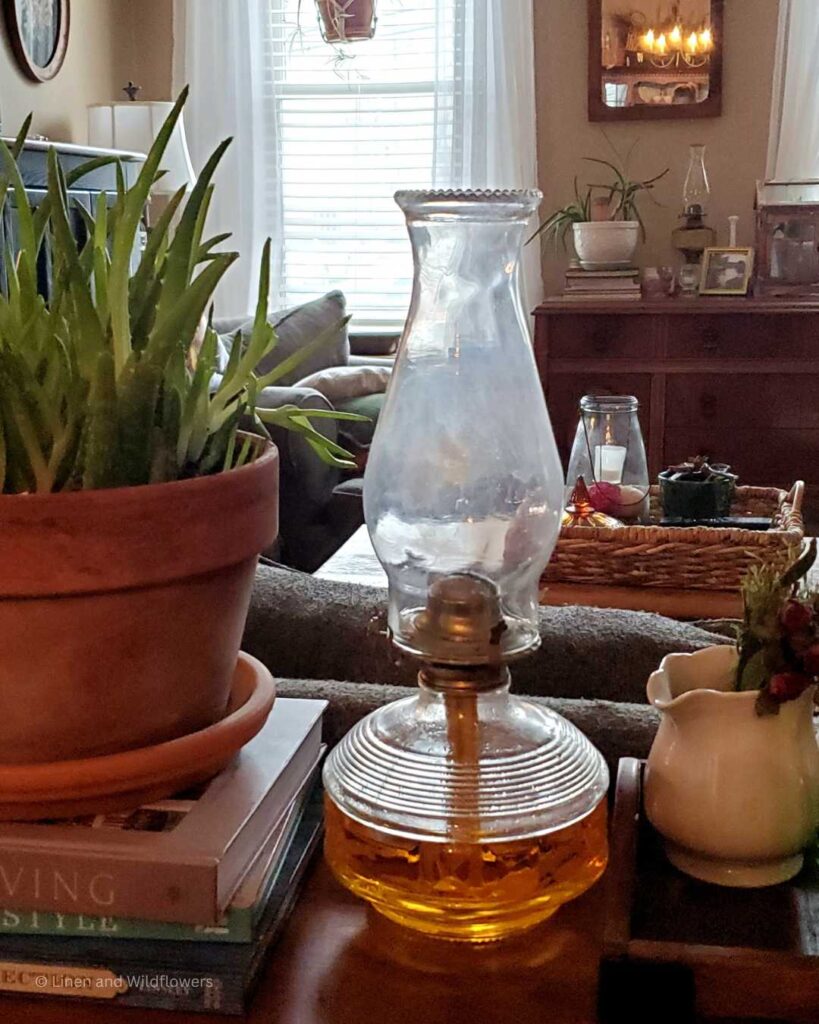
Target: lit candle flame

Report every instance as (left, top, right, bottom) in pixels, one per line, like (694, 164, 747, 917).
(639, 23, 714, 57)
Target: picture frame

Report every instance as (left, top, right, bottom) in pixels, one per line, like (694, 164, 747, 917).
(588, 0, 724, 123)
(699, 247, 754, 296)
(3, 0, 70, 82)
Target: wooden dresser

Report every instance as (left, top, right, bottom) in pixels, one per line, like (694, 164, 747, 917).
(533, 298, 819, 523)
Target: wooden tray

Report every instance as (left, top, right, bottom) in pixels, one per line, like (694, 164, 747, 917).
(599, 758, 819, 1024)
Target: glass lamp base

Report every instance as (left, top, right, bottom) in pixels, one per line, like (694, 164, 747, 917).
(324, 797, 608, 942)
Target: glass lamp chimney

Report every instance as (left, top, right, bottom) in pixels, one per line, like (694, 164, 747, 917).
(363, 190, 564, 661)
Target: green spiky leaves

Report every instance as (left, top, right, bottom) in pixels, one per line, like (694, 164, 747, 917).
(0, 92, 361, 493)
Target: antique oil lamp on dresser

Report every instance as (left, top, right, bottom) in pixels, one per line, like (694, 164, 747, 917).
(322, 189, 609, 942)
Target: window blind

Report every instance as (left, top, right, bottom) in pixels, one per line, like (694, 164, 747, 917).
(267, 0, 458, 330)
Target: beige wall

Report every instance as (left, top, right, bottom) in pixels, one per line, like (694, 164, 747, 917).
(120, 0, 173, 101)
(0, 0, 129, 143)
(0, 0, 176, 145)
(534, 0, 779, 293)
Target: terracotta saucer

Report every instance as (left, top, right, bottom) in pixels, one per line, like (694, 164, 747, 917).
(0, 652, 275, 820)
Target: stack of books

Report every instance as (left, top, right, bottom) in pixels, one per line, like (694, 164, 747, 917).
(0, 697, 326, 1015)
(562, 266, 641, 302)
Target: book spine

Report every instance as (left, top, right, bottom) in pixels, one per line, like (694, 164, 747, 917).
(0, 851, 218, 925)
(0, 961, 246, 1015)
(0, 810, 324, 1016)
(0, 904, 253, 944)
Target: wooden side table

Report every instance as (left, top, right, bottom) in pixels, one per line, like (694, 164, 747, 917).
(6, 861, 603, 1024)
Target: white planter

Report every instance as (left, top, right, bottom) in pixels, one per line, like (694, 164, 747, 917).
(644, 645, 819, 887)
(572, 221, 639, 267)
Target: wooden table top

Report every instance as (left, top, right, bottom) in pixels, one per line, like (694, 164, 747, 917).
(315, 525, 387, 589)
(7, 860, 604, 1023)
(535, 296, 819, 315)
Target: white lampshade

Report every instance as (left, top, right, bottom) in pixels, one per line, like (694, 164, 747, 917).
(87, 101, 195, 194)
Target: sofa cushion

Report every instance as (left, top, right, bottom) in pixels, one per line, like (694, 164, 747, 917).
(335, 392, 384, 446)
(216, 291, 350, 386)
(295, 364, 390, 404)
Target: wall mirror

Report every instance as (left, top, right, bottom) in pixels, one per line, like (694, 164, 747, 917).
(588, 0, 723, 121)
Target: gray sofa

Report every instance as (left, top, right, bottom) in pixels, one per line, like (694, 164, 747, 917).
(242, 566, 733, 772)
(216, 291, 392, 570)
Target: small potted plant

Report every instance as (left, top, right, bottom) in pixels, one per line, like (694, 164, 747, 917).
(645, 543, 819, 887)
(658, 456, 738, 520)
(0, 91, 360, 768)
(315, 0, 376, 42)
(530, 147, 668, 267)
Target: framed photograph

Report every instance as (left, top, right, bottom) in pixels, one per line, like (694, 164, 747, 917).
(699, 247, 754, 296)
(3, 0, 70, 82)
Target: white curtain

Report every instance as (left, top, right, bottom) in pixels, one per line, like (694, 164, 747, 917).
(173, 0, 284, 319)
(174, 0, 541, 319)
(767, 0, 819, 180)
(437, 0, 542, 312)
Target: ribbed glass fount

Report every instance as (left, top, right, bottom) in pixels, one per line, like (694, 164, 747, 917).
(323, 676, 609, 941)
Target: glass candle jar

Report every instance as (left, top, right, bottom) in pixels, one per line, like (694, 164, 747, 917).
(566, 395, 649, 521)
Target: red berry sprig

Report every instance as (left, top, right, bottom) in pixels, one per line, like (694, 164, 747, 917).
(768, 671, 811, 703)
(767, 597, 819, 706)
(738, 541, 819, 715)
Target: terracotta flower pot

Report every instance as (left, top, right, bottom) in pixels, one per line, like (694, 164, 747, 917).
(317, 0, 376, 42)
(0, 440, 279, 764)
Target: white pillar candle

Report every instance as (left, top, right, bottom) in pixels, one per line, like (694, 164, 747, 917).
(594, 444, 627, 484)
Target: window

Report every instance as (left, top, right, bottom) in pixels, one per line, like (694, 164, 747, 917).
(267, 0, 460, 330)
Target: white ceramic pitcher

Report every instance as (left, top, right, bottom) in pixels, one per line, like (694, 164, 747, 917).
(645, 645, 819, 887)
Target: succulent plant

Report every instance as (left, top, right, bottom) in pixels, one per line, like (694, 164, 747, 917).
(0, 89, 361, 494)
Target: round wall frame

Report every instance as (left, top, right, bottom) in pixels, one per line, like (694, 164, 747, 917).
(3, 0, 70, 82)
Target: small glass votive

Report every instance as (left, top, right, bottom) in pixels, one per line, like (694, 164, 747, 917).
(642, 266, 676, 299)
(678, 263, 700, 295)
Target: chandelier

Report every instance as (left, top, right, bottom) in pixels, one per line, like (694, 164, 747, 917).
(629, 23, 714, 68)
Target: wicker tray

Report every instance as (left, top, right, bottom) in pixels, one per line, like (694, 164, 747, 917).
(543, 482, 805, 593)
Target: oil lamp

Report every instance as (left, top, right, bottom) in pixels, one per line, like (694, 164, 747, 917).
(322, 190, 609, 942)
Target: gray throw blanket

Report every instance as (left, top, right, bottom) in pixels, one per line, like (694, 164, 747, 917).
(244, 566, 732, 705)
